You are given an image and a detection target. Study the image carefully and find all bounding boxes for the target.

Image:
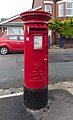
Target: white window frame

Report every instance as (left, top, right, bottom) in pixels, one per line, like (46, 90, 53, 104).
(66, 2, 73, 16)
(7, 27, 23, 35)
(57, 0, 73, 4)
(44, 1, 53, 4)
(45, 4, 52, 14)
(58, 3, 64, 17)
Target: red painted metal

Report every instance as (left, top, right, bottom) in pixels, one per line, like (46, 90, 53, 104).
(0, 35, 24, 52)
(20, 11, 51, 89)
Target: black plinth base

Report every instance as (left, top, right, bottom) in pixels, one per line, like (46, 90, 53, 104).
(23, 86, 48, 110)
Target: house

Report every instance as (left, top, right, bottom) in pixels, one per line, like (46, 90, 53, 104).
(32, 0, 73, 46)
(0, 0, 73, 47)
(0, 14, 24, 37)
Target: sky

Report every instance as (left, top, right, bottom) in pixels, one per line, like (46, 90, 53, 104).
(0, 0, 33, 19)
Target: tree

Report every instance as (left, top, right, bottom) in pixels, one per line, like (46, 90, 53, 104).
(48, 18, 73, 38)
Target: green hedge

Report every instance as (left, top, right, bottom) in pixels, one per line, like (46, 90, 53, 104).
(48, 17, 73, 37)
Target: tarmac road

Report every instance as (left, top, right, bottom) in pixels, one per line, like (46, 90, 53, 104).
(49, 62, 73, 83)
(0, 53, 24, 89)
(0, 51, 73, 120)
(0, 52, 73, 89)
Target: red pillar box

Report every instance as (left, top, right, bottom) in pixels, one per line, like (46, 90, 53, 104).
(20, 11, 51, 110)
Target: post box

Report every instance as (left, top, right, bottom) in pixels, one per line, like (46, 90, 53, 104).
(20, 11, 51, 110)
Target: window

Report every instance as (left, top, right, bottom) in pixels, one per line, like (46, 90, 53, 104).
(7, 27, 23, 35)
(45, 4, 52, 14)
(58, 3, 64, 17)
(66, 2, 73, 16)
(7, 36, 18, 40)
(19, 36, 24, 41)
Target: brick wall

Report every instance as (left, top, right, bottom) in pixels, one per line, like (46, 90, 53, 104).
(33, 0, 42, 8)
(0, 28, 6, 37)
(64, 39, 73, 48)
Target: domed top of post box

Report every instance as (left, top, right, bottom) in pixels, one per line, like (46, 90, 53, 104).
(20, 11, 51, 24)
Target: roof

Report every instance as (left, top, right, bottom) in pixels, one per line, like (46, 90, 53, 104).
(0, 18, 8, 22)
(0, 0, 38, 27)
(0, 22, 24, 27)
(0, 14, 24, 27)
(0, 14, 20, 25)
(30, 5, 42, 11)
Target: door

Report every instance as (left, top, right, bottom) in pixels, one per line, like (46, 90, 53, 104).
(7, 35, 24, 51)
(18, 35, 24, 50)
(7, 35, 20, 51)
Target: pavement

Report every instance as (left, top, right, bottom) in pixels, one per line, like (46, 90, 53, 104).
(0, 88, 73, 120)
(0, 46, 73, 120)
(0, 81, 73, 120)
(49, 45, 73, 53)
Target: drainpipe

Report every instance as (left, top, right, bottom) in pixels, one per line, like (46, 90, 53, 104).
(32, 0, 34, 8)
(53, 0, 57, 45)
(54, 0, 57, 18)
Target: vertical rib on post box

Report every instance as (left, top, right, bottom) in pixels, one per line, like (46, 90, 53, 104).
(20, 11, 51, 110)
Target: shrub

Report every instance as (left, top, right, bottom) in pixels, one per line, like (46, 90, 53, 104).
(48, 17, 73, 38)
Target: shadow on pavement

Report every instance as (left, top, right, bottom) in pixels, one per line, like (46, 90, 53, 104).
(0, 89, 73, 120)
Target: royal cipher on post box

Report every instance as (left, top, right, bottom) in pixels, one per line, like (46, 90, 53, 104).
(20, 11, 51, 110)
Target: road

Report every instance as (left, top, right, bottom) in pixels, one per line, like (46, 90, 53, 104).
(49, 52, 73, 83)
(0, 53, 24, 89)
(49, 52, 73, 63)
(0, 52, 73, 120)
(49, 62, 73, 83)
(0, 52, 73, 89)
